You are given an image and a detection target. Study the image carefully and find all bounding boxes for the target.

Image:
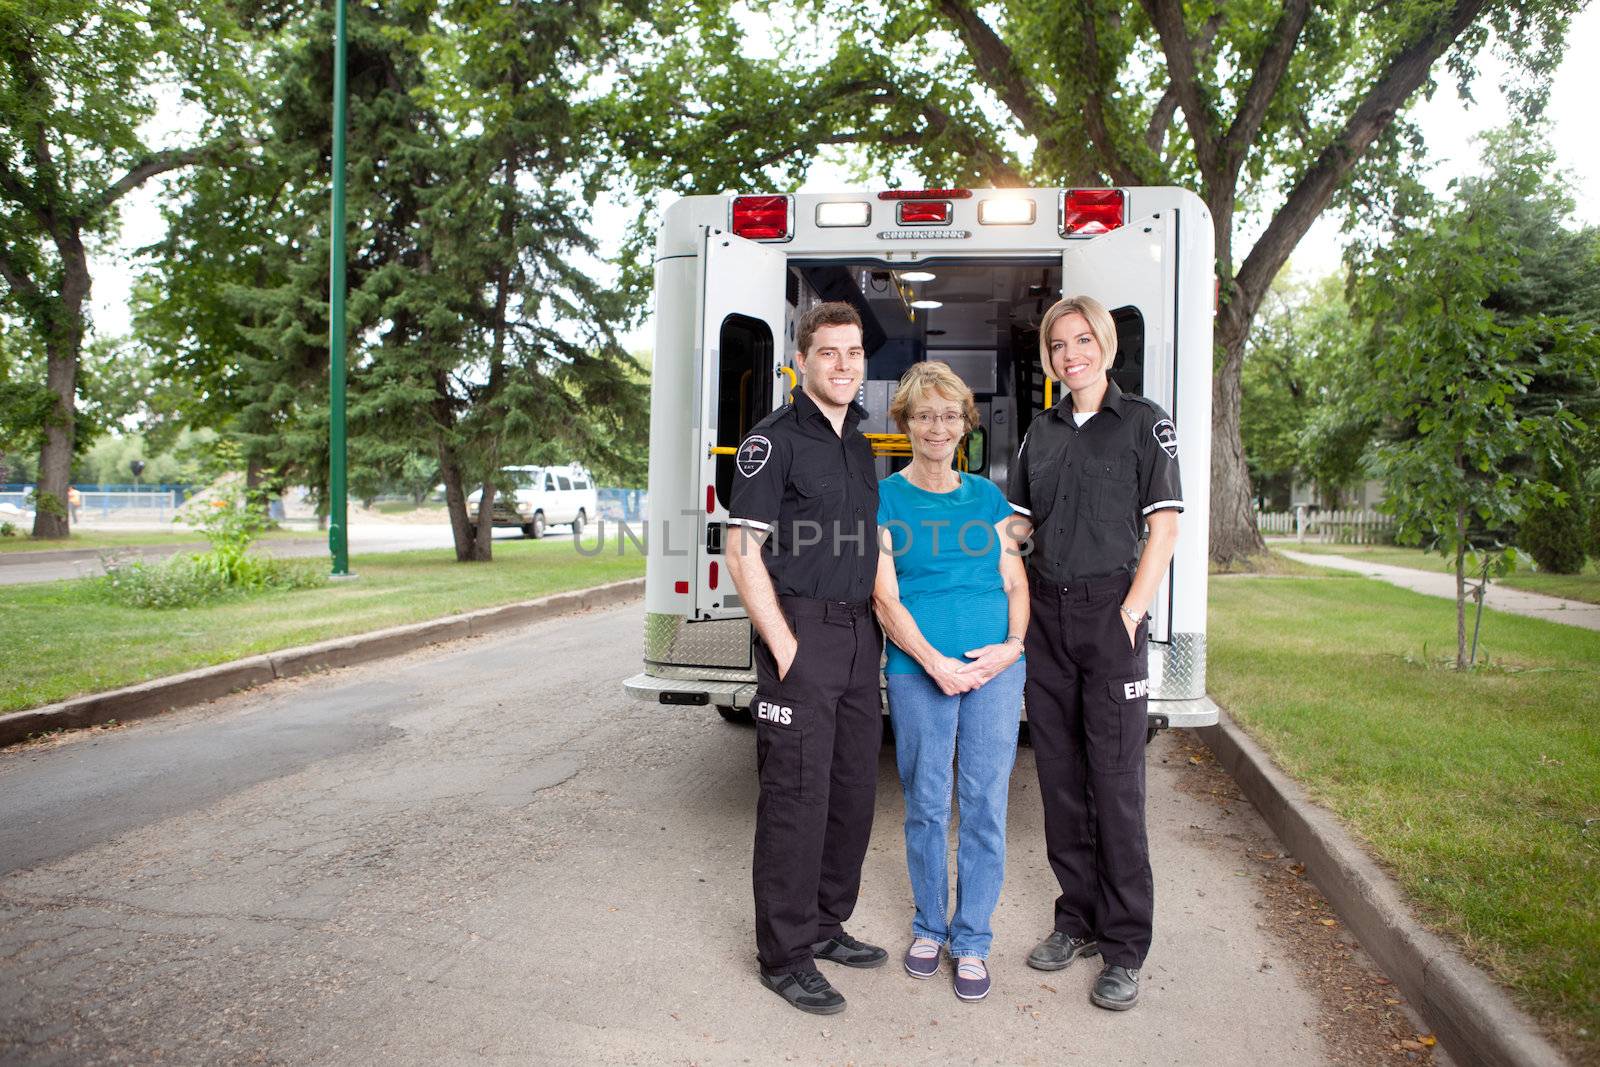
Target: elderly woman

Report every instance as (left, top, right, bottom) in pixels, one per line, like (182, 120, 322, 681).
(871, 361, 1030, 1003)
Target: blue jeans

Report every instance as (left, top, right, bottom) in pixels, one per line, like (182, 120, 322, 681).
(886, 659, 1024, 959)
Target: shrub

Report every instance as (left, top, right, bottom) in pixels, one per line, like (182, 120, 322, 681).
(0, 521, 15, 538)
(1519, 491, 1588, 575)
(99, 549, 327, 609)
(101, 552, 235, 609)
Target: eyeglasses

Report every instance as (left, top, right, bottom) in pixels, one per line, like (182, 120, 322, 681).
(907, 412, 966, 428)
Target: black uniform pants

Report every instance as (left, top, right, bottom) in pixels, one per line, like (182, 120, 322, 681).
(1024, 571, 1154, 969)
(750, 596, 883, 976)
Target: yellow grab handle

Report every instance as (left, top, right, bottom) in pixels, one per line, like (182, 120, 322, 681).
(779, 365, 797, 401)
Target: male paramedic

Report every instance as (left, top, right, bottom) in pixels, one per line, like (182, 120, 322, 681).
(1008, 295, 1182, 1012)
(725, 301, 887, 1015)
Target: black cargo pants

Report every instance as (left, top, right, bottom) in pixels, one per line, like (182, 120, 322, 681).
(750, 595, 883, 976)
(1023, 571, 1154, 969)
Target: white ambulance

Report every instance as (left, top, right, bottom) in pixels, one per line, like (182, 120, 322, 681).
(621, 187, 1219, 735)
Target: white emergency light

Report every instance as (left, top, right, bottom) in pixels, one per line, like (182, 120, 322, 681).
(815, 201, 871, 227)
(978, 197, 1036, 225)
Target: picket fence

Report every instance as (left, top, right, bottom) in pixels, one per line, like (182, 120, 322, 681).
(1256, 507, 1394, 544)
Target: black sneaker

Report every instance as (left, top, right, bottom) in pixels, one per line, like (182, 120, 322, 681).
(1026, 930, 1100, 971)
(1089, 964, 1140, 1010)
(759, 968, 847, 1015)
(811, 931, 888, 969)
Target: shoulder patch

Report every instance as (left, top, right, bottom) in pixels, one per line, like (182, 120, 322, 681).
(1152, 418, 1178, 459)
(737, 435, 773, 477)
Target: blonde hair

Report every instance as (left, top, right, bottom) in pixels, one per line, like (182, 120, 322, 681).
(888, 361, 980, 435)
(1038, 295, 1118, 382)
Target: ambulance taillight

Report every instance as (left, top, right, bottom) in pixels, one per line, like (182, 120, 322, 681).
(730, 195, 794, 241)
(897, 200, 951, 224)
(1059, 189, 1125, 235)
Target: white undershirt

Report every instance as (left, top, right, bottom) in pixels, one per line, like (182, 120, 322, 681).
(1073, 411, 1095, 426)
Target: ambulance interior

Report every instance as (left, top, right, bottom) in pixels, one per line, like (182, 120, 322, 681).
(712, 259, 1147, 506)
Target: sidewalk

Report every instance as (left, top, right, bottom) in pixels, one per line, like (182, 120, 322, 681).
(1277, 548, 1600, 631)
(0, 523, 575, 586)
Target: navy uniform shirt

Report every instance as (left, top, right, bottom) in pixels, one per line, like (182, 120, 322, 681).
(727, 389, 880, 602)
(1007, 379, 1183, 582)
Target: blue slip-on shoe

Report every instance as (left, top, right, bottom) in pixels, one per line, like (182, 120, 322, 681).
(903, 938, 941, 979)
(953, 958, 991, 1002)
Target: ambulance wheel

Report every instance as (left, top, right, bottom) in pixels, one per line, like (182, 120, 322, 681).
(716, 705, 750, 725)
(1146, 724, 1162, 746)
(572, 509, 586, 538)
(523, 511, 546, 539)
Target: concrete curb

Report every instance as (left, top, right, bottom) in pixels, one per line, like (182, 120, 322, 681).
(0, 577, 645, 749)
(1199, 710, 1567, 1067)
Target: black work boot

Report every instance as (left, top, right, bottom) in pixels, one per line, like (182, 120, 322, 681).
(810, 931, 888, 968)
(1090, 964, 1141, 1010)
(1026, 930, 1100, 971)
(759, 968, 847, 1015)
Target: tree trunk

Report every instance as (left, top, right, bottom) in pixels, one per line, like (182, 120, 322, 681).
(1454, 502, 1468, 670)
(30, 233, 89, 540)
(473, 477, 495, 559)
(437, 441, 491, 562)
(1209, 309, 1267, 566)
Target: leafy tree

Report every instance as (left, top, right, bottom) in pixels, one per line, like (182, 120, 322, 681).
(1348, 135, 1599, 668)
(0, 0, 252, 537)
(1240, 272, 1364, 508)
(598, 0, 1583, 563)
(140, 0, 645, 562)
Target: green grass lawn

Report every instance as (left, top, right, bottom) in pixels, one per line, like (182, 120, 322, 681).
(1210, 574, 1600, 1054)
(0, 527, 319, 554)
(1282, 542, 1600, 605)
(0, 534, 642, 714)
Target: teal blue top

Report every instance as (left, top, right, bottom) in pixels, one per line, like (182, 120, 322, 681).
(877, 471, 1019, 675)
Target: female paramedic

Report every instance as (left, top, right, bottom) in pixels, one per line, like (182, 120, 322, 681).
(871, 361, 1029, 1003)
(1006, 294, 1182, 1012)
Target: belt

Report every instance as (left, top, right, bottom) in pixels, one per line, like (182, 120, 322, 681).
(1028, 570, 1132, 599)
(778, 594, 873, 622)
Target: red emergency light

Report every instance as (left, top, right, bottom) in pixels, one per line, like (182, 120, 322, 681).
(730, 195, 793, 241)
(708, 560, 719, 590)
(1060, 189, 1125, 235)
(878, 189, 973, 200)
(897, 200, 952, 225)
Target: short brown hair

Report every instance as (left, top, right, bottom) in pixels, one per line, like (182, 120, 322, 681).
(888, 361, 979, 435)
(796, 301, 864, 356)
(1038, 295, 1118, 382)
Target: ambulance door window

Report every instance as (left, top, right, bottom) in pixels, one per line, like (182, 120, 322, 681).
(1109, 307, 1145, 398)
(715, 313, 774, 507)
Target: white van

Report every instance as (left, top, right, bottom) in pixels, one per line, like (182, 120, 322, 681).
(467, 464, 597, 538)
(622, 187, 1219, 735)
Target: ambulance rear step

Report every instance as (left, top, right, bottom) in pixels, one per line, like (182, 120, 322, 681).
(623, 672, 756, 708)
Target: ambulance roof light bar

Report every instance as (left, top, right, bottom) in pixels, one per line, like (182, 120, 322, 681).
(1059, 188, 1125, 236)
(730, 195, 794, 241)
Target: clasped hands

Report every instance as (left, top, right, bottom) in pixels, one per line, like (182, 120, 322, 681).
(926, 640, 1021, 697)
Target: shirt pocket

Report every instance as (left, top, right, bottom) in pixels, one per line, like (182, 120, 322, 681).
(1086, 456, 1135, 524)
(1027, 458, 1061, 516)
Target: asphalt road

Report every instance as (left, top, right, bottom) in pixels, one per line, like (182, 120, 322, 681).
(0, 602, 1413, 1065)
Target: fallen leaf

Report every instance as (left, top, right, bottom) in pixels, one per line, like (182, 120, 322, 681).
(1400, 1039, 1424, 1051)
(1420, 1035, 1436, 1048)
(1039, 982, 1057, 993)
(1318, 918, 1337, 927)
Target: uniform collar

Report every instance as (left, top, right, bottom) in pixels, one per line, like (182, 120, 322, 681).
(792, 387, 868, 430)
(1052, 377, 1129, 420)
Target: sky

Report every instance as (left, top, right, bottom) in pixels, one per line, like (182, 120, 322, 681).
(87, 6, 1600, 349)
